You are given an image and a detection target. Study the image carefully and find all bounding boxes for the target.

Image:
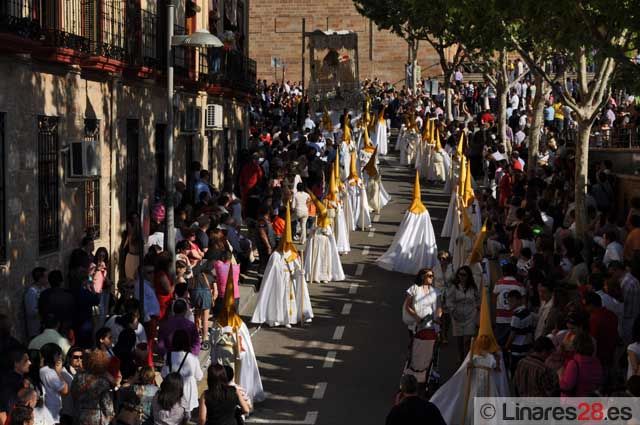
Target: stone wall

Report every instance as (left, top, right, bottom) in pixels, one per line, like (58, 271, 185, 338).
(0, 56, 247, 340)
(249, 0, 443, 86)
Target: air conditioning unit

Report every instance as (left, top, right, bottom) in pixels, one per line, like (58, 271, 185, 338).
(205, 104, 223, 129)
(179, 105, 200, 133)
(67, 139, 100, 179)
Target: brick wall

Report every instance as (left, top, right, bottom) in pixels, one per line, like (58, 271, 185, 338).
(249, 0, 442, 86)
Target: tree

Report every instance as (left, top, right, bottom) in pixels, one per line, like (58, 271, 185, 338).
(510, 0, 636, 240)
(353, 0, 466, 121)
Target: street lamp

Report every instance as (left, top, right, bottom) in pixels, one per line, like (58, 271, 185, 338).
(165, 1, 223, 275)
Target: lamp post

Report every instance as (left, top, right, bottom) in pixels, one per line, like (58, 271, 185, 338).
(165, 1, 222, 276)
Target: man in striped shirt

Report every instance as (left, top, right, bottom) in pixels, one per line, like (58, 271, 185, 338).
(505, 290, 535, 375)
(492, 263, 527, 348)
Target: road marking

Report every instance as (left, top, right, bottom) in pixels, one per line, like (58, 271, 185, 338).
(246, 411, 319, 424)
(341, 303, 352, 315)
(355, 263, 364, 276)
(312, 382, 327, 399)
(333, 325, 345, 341)
(323, 351, 337, 368)
(373, 214, 381, 222)
(349, 283, 358, 294)
(368, 228, 376, 238)
(362, 245, 370, 256)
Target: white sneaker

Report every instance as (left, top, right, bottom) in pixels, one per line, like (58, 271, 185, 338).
(285, 324, 292, 328)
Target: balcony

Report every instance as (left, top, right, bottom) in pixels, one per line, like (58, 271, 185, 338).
(198, 47, 256, 96)
(125, 8, 161, 79)
(0, 0, 89, 60)
(0, 1, 257, 98)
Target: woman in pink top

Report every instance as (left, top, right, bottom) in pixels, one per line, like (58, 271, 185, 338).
(559, 332, 603, 397)
(93, 247, 112, 326)
(212, 252, 240, 316)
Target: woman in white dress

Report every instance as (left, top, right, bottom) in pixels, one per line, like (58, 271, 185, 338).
(402, 268, 443, 384)
(160, 329, 204, 414)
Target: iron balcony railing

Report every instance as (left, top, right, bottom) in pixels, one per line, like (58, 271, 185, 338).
(0, 0, 90, 51)
(199, 47, 257, 92)
(126, 7, 160, 69)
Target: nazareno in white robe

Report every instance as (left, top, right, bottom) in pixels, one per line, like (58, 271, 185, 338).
(303, 227, 345, 283)
(376, 210, 438, 275)
(373, 120, 388, 155)
(441, 194, 482, 238)
(427, 148, 451, 183)
(347, 181, 372, 230)
(430, 352, 510, 425)
(400, 132, 419, 166)
(331, 203, 351, 254)
(211, 323, 266, 404)
(395, 125, 407, 151)
(251, 251, 313, 326)
(364, 172, 391, 214)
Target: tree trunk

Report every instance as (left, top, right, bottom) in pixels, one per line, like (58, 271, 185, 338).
(410, 43, 419, 94)
(574, 120, 593, 241)
(444, 75, 453, 123)
(528, 73, 546, 178)
(497, 75, 509, 155)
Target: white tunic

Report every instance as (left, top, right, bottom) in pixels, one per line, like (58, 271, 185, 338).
(251, 251, 314, 326)
(347, 181, 372, 230)
(376, 211, 438, 275)
(431, 352, 510, 425)
(333, 204, 351, 254)
(372, 121, 388, 155)
(211, 323, 266, 404)
(304, 227, 345, 283)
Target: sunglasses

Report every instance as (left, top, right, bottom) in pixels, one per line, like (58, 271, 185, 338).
(71, 355, 83, 360)
(425, 274, 434, 278)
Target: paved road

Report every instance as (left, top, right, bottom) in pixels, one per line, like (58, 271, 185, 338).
(243, 149, 460, 425)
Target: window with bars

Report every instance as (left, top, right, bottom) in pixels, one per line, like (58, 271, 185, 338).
(38, 116, 60, 254)
(0, 114, 5, 261)
(84, 118, 100, 238)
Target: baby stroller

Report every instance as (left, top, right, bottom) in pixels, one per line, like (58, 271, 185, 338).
(403, 316, 441, 393)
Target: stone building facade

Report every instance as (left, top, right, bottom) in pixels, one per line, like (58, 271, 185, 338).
(0, 0, 254, 339)
(249, 0, 443, 86)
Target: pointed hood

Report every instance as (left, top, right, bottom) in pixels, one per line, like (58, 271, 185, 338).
(347, 151, 361, 184)
(422, 117, 431, 143)
(217, 264, 243, 330)
(308, 190, 331, 229)
(277, 203, 298, 258)
(408, 112, 418, 132)
(322, 106, 333, 132)
(468, 219, 488, 264)
(434, 126, 443, 151)
(363, 147, 379, 178)
(457, 155, 467, 199)
(408, 171, 427, 214)
(471, 286, 500, 356)
(342, 114, 352, 143)
(363, 96, 372, 128)
(462, 158, 475, 208)
(455, 131, 465, 158)
(362, 125, 375, 153)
